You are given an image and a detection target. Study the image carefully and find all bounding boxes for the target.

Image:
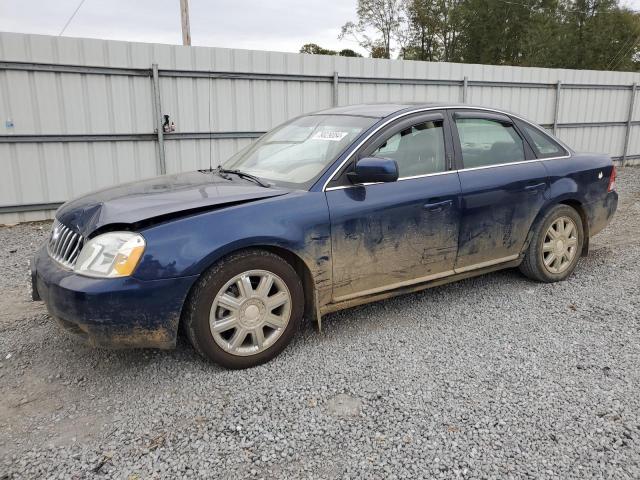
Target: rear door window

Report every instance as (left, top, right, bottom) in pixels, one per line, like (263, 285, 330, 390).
(455, 118, 525, 168)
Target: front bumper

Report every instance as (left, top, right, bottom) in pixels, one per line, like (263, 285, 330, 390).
(31, 246, 198, 349)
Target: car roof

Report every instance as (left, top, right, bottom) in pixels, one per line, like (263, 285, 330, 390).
(314, 102, 536, 123)
(314, 102, 449, 118)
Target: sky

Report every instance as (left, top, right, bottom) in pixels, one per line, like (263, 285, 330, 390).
(1, 0, 640, 56)
(0, 0, 364, 54)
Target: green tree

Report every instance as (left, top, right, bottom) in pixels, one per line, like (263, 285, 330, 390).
(339, 0, 403, 58)
(338, 0, 640, 70)
(516, 1, 640, 70)
(560, 1, 640, 70)
(300, 43, 338, 55)
(455, 0, 533, 65)
(438, 0, 465, 62)
(338, 49, 364, 57)
(518, 0, 567, 68)
(399, 0, 440, 60)
(395, 0, 465, 62)
(299, 44, 365, 57)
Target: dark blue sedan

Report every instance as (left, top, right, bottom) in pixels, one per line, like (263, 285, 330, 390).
(32, 103, 618, 368)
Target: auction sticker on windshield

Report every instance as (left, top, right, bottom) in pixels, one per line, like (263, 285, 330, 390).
(313, 131, 349, 141)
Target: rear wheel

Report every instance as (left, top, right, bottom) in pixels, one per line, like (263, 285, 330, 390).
(519, 204, 584, 283)
(184, 249, 304, 369)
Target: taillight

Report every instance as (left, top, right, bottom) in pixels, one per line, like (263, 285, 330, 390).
(607, 165, 617, 192)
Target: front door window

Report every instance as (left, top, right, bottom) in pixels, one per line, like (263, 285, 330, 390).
(372, 120, 446, 177)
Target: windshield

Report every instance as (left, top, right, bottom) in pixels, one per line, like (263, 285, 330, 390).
(222, 114, 377, 188)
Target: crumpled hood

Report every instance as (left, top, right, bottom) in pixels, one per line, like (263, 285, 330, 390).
(56, 171, 290, 237)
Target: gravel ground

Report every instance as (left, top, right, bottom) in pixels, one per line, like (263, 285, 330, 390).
(1, 168, 639, 480)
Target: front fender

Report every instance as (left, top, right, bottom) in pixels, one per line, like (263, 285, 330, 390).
(132, 190, 333, 305)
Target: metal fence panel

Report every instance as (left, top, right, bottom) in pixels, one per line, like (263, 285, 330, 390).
(467, 86, 556, 124)
(164, 137, 254, 174)
(559, 87, 631, 123)
(560, 125, 627, 157)
(626, 124, 640, 155)
(0, 71, 154, 135)
(0, 140, 158, 224)
(2, 31, 640, 224)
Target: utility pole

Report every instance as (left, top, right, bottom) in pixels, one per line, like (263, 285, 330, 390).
(180, 0, 191, 46)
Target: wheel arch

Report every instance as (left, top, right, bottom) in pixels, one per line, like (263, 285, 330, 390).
(178, 244, 321, 335)
(558, 199, 590, 256)
(260, 245, 320, 326)
(524, 197, 590, 257)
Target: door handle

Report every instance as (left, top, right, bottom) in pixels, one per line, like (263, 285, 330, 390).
(524, 182, 546, 193)
(423, 199, 453, 212)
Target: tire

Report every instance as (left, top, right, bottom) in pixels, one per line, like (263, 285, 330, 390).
(183, 249, 304, 369)
(519, 204, 584, 283)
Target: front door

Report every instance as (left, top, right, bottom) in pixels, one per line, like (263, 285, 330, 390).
(450, 110, 548, 270)
(325, 112, 462, 302)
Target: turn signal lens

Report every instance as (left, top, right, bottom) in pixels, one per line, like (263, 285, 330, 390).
(113, 244, 145, 276)
(608, 165, 617, 192)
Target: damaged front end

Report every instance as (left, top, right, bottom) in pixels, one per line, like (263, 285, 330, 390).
(31, 170, 294, 349)
(32, 245, 198, 349)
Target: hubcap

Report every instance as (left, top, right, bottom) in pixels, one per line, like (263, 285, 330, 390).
(209, 269, 291, 356)
(542, 216, 579, 274)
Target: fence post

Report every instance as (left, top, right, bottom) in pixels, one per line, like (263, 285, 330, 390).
(152, 63, 167, 175)
(622, 82, 636, 167)
(333, 71, 339, 107)
(462, 76, 468, 104)
(553, 80, 562, 136)
(553, 80, 562, 135)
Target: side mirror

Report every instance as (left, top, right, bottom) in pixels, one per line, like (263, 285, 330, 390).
(347, 157, 399, 184)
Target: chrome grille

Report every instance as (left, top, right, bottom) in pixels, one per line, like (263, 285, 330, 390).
(48, 219, 84, 268)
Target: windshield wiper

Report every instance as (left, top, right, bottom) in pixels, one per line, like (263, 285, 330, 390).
(216, 167, 271, 188)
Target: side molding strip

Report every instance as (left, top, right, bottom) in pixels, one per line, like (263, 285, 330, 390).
(332, 270, 455, 303)
(453, 254, 520, 274)
(330, 254, 520, 303)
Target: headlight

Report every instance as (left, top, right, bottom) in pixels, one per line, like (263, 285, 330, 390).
(74, 232, 145, 278)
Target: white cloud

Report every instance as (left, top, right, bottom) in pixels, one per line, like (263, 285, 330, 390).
(0, 0, 365, 54)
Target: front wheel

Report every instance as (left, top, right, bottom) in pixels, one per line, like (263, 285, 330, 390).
(183, 249, 304, 369)
(519, 204, 584, 283)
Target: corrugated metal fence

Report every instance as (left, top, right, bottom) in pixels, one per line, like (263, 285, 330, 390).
(1, 32, 640, 224)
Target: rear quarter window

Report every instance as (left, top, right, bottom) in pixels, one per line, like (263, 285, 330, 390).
(519, 123, 567, 158)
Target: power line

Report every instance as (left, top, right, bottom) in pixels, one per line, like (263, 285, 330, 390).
(610, 34, 640, 70)
(605, 33, 638, 70)
(58, 0, 88, 36)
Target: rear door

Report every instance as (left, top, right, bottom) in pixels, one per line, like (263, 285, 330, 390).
(450, 110, 548, 270)
(326, 112, 462, 301)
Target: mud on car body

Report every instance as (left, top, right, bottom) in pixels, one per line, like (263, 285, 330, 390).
(31, 103, 618, 369)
